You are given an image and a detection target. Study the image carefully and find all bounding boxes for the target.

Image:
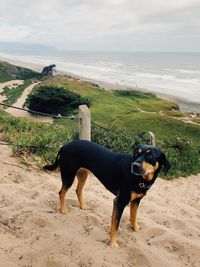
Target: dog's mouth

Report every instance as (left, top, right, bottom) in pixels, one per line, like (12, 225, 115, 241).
(131, 161, 159, 181)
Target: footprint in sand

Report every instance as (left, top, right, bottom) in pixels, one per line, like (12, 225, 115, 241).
(6, 170, 24, 184)
(0, 194, 13, 208)
(144, 227, 167, 244)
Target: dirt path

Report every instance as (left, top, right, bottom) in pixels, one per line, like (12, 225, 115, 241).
(6, 82, 39, 117)
(5, 81, 53, 122)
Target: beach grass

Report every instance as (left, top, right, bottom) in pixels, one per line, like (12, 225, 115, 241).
(0, 113, 73, 164)
(1, 80, 32, 105)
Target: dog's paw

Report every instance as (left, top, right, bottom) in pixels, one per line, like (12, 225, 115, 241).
(60, 206, 69, 214)
(80, 203, 90, 210)
(110, 240, 119, 248)
(131, 223, 141, 232)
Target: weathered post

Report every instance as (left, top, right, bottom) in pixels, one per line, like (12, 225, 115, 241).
(79, 105, 91, 141)
(148, 131, 156, 146)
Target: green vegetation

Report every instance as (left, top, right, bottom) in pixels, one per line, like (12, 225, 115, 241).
(26, 85, 91, 115)
(40, 75, 200, 145)
(160, 137, 200, 178)
(0, 68, 11, 82)
(0, 113, 73, 165)
(1, 80, 32, 105)
(0, 72, 199, 178)
(0, 60, 40, 82)
(92, 125, 135, 154)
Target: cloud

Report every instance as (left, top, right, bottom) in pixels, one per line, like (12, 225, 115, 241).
(0, 0, 199, 51)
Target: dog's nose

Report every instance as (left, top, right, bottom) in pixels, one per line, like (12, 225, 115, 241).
(131, 162, 142, 175)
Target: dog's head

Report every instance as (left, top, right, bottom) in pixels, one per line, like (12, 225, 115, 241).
(131, 145, 171, 181)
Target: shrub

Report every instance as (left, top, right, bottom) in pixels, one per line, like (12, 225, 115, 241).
(26, 85, 91, 115)
(92, 125, 148, 154)
(15, 67, 40, 80)
(159, 137, 200, 178)
(0, 115, 73, 163)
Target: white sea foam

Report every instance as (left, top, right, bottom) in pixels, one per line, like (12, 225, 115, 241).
(1, 51, 200, 104)
(165, 68, 200, 74)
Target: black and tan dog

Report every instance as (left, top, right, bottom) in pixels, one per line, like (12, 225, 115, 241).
(44, 140, 170, 248)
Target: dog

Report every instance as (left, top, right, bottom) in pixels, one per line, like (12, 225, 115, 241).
(44, 140, 170, 248)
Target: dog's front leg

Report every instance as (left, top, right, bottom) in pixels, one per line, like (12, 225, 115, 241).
(130, 192, 145, 231)
(110, 196, 129, 248)
(130, 198, 141, 231)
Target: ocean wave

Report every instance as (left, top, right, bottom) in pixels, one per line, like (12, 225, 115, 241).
(165, 68, 200, 74)
(132, 72, 175, 80)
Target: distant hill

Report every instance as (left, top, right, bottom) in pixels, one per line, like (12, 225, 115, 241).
(0, 42, 58, 55)
(0, 60, 40, 82)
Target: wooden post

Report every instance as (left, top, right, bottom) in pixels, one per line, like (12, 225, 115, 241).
(79, 105, 91, 141)
(148, 131, 156, 146)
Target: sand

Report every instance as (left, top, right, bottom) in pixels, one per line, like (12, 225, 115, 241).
(0, 144, 200, 267)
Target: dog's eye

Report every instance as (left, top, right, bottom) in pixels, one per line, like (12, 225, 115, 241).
(134, 150, 141, 156)
(146, 151, 152, 158)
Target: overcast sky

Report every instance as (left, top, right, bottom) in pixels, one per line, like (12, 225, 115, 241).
(0, 0, 200, 52)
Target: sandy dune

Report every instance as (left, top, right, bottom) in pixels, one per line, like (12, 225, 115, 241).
(0, 144, 199, 267)
(0, 80, 24, 103)
(0, 80, 24, 92)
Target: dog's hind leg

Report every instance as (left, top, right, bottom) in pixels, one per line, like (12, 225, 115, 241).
(76, 168, 88, 210)
(59, 170, 76, 214)
(59, 185, 69, 214)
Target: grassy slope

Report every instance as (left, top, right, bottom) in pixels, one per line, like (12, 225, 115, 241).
(0, 61, 40, 82)
(0, 111, 73, 164)
(36, 75, 200, 145)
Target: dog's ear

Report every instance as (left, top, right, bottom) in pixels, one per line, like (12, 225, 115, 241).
(131, 144, 141, 151)
(162, 154, 171, 175)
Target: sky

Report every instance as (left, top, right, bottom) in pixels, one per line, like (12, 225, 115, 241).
(0, 0, 200, 52)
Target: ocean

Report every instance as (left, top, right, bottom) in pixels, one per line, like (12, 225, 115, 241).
(1, 51, 200, 112)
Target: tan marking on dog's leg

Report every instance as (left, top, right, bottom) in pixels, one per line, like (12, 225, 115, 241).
(131, 192, 144, 201)
(76, 168, 88, 210)
(110, 199, 119, 248)
(130, 201, 140, 231)
(59, 186, 69, 214)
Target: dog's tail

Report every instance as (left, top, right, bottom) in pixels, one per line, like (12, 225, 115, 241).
(43, 148, 61, 171)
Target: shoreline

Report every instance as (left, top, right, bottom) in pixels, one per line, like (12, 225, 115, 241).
(1, 55, 200, 114)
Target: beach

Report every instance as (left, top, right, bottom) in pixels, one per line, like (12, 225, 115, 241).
(0, 53, 200, 113)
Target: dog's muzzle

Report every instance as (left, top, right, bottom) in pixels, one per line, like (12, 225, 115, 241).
(131, 162, 145, 176)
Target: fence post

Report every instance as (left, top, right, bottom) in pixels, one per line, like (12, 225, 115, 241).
(148, 131, 156, 146)
(79, 105, 91, 141)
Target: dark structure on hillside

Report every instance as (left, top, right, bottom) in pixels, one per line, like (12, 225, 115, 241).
(40, 64, 56, 78)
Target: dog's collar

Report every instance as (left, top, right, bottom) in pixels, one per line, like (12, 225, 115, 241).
(138, 182, 152, 189)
